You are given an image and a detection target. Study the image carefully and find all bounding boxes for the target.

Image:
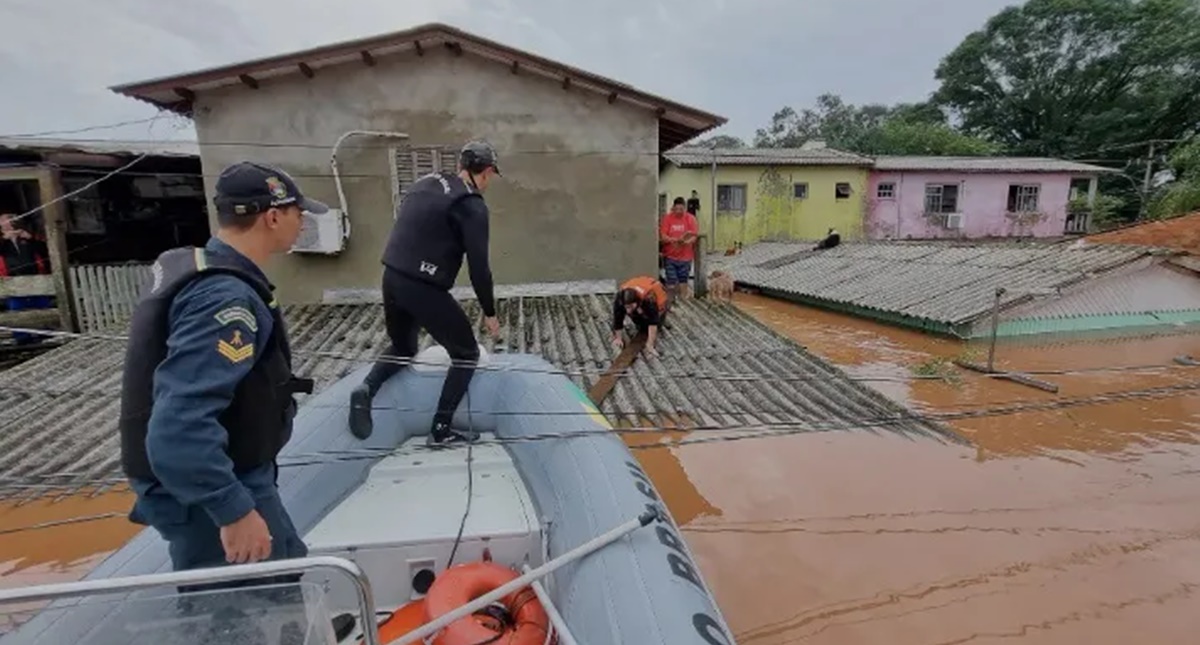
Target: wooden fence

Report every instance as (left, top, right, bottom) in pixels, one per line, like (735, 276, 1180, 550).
(69, 263, 152, 333)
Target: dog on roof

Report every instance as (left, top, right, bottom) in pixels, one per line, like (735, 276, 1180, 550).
(707, 270, 734, 303)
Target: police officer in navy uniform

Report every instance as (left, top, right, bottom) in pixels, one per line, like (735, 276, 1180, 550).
(119, 161, 325, 583)
(349, 140, 502, 444)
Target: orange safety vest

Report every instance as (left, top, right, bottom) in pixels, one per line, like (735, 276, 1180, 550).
(619, 276, 668, 311)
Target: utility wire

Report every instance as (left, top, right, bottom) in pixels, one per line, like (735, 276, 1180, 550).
(0, 325, 1194, 385)
(0, 378, 1194, 491)
(1, 117, 164, 139)
(0, 379, 1192, 535)
(6, 154, 150, 225)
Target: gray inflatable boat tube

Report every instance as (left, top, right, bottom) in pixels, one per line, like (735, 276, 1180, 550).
(2, 347, 735, 645)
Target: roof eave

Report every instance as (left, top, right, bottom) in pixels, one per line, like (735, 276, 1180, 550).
(110, 22, 726, 146)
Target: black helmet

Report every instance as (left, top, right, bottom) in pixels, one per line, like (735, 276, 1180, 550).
(460, 140, 501, 176)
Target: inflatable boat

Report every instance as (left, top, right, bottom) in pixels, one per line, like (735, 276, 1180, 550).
(0, 346, 735, 644)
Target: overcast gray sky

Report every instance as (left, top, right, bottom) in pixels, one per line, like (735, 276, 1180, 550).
(0, 0, 1020, 144)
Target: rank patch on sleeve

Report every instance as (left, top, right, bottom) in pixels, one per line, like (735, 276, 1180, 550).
(214, 305, 258, 332)
(216, 329, 255, 364)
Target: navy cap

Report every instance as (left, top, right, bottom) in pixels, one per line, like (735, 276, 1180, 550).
(213, 162, 330, 217)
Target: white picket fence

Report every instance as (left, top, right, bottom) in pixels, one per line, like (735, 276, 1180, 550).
(69, 263, 152, 333)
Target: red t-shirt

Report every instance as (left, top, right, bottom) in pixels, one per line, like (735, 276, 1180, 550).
(659, 212, 699, 262)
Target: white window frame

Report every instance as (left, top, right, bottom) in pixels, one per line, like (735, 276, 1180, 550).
(1008, 184, 1041, 213)
(924, 183, 960, 214)
(717, 183, 748, 214)
(876, 182, 896, 199)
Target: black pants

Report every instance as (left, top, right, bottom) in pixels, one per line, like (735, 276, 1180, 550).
(363, 268, 480, 426)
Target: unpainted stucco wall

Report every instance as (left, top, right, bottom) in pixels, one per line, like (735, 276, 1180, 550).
(191, 47, 659, 303)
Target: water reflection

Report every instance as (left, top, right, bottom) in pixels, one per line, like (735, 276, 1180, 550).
(666, 293, 1200, 644)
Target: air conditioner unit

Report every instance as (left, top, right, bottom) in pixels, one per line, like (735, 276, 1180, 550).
(944, 213, 964, 230)
(290, 208, 349, 255)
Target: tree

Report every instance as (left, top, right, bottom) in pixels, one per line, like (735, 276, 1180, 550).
(1147, 138, 1200, 219)
(753, 94, 890, 149)
(693, 134, 747, 148)
(859, 120, 1002, 156)
(752, 94, 997, 155)
(933, 0, 1200, 160)
(933, 0, 1200, 223)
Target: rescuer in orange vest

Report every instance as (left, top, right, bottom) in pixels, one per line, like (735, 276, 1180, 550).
(611, 276, 669, 357)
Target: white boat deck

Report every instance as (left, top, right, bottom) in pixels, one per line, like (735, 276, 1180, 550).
(301, 433, 544, 634)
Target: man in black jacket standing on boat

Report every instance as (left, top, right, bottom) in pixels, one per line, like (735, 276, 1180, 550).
(348, 140, 501, 445)
(119, 162, 324, 579)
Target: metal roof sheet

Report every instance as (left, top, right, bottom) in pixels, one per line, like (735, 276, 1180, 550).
(664, 146, 874, 168)
(710, 241, 1156, 331)
(0, 137, 200, 159)
(0, 294, 951, 498)
(873, 155, 1117, 174)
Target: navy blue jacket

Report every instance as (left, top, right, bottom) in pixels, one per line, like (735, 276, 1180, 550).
(129, 238, 281, 529)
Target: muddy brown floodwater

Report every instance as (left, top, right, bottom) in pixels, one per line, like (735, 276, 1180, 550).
(2, 292, 1199, 644)
(641, 293, 1200, 645)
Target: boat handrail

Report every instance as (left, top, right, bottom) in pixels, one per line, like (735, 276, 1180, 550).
(0, 555, 382, 645)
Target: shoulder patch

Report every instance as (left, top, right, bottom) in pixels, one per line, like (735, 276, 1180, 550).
(214, 305, 258, 332)
(216, 328, 255, 364)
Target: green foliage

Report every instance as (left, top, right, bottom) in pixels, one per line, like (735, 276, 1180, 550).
(860, 121, 1002, 156)
(909, 356, 964, 386)
(1146, 139, 1200, 220)
(746, 0, 1200, 224)
(1166, 138, 1200, 181)
(693, 134, 747, 148)
(932, 0, 1200, 161)
(1146, 181, 1200, 220)
(752, 94, 998, 155)
(1069, 193, 1127, 229)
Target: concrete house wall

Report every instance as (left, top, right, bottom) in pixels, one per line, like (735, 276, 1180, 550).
(190, 47, 661, 303)
(865, 171, 1083, 240)
(659, 164, 869, 251)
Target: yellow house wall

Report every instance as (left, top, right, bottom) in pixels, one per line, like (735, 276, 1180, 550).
(659, 164, 869, 251)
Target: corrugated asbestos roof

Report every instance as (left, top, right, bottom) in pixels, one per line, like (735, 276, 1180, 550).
(0, 137, 200, 159)
(872, 155, 1117, 174)
(709, 241, 1158, 334)
(0, 293, 953, 498)
(661, 149, 1111, 173)
(664, 146, 874, 167)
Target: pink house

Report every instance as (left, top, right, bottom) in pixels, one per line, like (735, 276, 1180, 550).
(865, 156, 1116, 240)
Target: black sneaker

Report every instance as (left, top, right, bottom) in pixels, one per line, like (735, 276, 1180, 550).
(349, 384, 374, 440)
(426, 422, 480, 448)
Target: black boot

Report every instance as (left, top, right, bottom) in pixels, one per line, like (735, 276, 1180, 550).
(426, 421, 480, 448)
(349, 383, 374, 440)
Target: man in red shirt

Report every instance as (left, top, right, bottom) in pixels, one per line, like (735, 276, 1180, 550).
(659, 197, 699, 299)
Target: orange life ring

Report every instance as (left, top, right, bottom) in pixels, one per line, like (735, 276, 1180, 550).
(374, 599, 426, 644)
(423, 561, 553, 645)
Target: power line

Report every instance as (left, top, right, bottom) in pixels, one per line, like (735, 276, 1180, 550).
(1, 117, 164, 139)
(6, 154, 150, 225)
(0, 378, 1194, 491)
(0, 512, 126, 536)
(0, 325, 1194, 385)
(0, 377, 1192, 533)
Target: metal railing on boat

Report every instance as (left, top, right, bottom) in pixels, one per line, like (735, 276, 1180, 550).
(0, 555, 382, 645)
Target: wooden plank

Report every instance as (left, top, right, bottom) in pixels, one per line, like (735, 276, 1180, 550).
(0, 167, 43, 182)
(0, 308, 60, 329)
(954, 360, 1060, 393)
(71, 266, 95, 333)
(35, 166, 77, 332)
(0, 275, 54, 298)
(587, 331, 646, 407)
